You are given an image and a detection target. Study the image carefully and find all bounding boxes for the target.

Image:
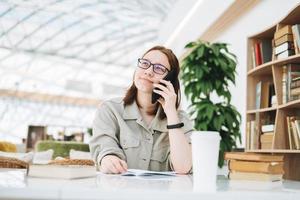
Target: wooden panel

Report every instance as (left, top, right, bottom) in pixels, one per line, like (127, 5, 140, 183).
(272, 65, 283, 105)
(273, 110, 288, 149)
(283, 154, 300, 180)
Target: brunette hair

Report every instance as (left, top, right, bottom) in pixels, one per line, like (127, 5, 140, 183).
(123, 45, 181, 119)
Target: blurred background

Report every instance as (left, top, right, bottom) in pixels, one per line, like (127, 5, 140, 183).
(0, 0, 299, 152)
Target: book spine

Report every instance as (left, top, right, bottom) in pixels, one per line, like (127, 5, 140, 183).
(282, 66, 287, 104)
(254, 42, 262, 66)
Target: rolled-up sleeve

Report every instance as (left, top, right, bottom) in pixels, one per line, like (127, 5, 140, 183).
(89, 103, 126, 166)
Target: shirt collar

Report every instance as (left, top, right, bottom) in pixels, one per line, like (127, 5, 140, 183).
(123, 100, 167, 132)
(123, 100, 140, 120)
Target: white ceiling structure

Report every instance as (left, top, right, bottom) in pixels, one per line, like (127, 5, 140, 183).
(0, 0, 179, 142)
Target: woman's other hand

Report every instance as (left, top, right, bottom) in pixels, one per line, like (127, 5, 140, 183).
(100, 155, 128, 174)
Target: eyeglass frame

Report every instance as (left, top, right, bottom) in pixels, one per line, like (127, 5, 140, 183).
(137, 58, 170, 75)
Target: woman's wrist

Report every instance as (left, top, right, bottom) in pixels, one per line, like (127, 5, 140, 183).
(166, 110, 180, 125)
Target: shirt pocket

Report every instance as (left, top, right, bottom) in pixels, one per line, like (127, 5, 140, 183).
(150, 145, 169, 162)
(120, 136, 140, 149)
(120, 136, 140, 168)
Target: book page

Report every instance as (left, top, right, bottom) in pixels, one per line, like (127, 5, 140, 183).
(121, 169, 176, 176)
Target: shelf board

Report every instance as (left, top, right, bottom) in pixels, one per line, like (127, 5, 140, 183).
(247, 62, 272, 76)
(278, 99, 300, 109)
(247, 107, 277, 114)
(247, 54, 300, 76)
(246, 149, 300, 153)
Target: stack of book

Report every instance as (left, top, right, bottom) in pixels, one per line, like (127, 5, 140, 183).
(225, 152, 284, 182)
(274, 25, 295, 59)
(260, 124, 275, 149)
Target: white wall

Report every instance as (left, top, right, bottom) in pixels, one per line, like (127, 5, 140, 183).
(160, 0, 300, 147)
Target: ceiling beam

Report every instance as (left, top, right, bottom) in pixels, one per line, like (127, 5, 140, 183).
(0, 89, 101, 107)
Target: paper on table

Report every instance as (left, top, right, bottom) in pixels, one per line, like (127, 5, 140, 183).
(121, 169, 176, 176)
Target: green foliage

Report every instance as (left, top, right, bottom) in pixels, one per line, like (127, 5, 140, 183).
(181, 41, 241, 167)
(35, 140, 90, 158)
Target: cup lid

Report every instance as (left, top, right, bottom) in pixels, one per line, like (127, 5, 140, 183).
(191, 131, 221, 140)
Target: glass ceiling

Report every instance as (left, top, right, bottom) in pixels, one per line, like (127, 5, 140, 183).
(0, 0, 178, 142)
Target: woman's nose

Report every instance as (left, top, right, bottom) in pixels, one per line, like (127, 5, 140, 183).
(144, 66, 154, 76)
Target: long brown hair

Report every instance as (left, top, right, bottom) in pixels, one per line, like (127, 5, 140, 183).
(123, 45, 181, 119)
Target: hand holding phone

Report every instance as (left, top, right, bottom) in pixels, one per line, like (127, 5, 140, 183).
(151, 70, 175, 104)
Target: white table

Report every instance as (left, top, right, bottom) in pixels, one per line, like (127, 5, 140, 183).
(0, 169, 300, 200)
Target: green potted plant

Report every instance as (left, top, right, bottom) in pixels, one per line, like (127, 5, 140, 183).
(181, 40, 241, 167)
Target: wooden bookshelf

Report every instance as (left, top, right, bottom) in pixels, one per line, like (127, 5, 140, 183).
(246, 4, 300, 180)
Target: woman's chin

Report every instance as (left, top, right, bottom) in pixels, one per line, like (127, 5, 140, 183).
(136, 85, 153, 93)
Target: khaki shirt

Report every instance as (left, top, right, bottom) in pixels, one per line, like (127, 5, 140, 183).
(89, 97, 194, 171)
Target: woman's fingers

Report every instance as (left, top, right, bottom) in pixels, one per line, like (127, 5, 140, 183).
(160, 79, 175, 92)
(112, 159, 127, 173)
(153, 83, 169, 93)
(119, 159, 128, 171)
(100, 155, 128, 174)
(153, 89, 168, 99)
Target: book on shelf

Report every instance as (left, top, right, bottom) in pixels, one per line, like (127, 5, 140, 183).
(287, 116, 294, 149)
(291, 77, 300, 88)
(292, 24, 300, 52)
(260, 81, 274, 108)
(251, 40, 272, 68)
(246, 121, 251, 150)
(260, 129, 275, 149)
(274, 42, 294, 55)
(28, 164, 97, 179)
(274, 34, 294, 46)
(274, 25, 292, 40)
(255, 81, 262, 109)
(260, 39, 272, 63)
(271, 95, 277, 107)
(228, 160, 284, 174)
(224, 152, 284, 162)
(254, 42, 262, 66)
(248, 120, 259, 150)
(286, 116, 300, 150)
(283, 63, 300, 102)
(261, 124, 275, 132)
(282, 65, 288, 103)
(290, 87, 300, 96)
(260, 132, 274, 143)
(291, 117, 300, 149)
(121, 169, 176, 177)
(228, 171, 283, 182)
(276, 49, 295, 59)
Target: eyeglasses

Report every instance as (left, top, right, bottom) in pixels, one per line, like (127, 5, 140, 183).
(137, 58, 170, 75)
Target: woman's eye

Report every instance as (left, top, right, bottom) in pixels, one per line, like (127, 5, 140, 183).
(141, 61, 149, 66)
(154, 65, 166, 73)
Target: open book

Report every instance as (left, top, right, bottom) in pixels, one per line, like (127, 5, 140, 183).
(121, 169, 176, 177)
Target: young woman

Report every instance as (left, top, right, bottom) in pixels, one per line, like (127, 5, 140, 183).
(89, 46, 193, 174)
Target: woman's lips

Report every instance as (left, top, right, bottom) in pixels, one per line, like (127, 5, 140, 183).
(140, 78, 153, 84)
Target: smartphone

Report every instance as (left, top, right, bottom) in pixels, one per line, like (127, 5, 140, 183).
(151, 70, 175, 104)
